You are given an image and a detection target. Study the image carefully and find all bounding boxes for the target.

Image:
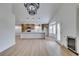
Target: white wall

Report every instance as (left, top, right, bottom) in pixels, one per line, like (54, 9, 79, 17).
(77, 8, 79, 36)
(50, 3, 79, 53)
(51, 4, 78, 48)
(0, 4, 15, 52)
(76, 8, 79, 53)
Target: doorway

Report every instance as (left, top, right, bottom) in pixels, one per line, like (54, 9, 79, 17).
(49, 21, 61, 42)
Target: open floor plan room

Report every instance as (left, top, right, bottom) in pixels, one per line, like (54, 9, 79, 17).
(0, 3, 79, 56)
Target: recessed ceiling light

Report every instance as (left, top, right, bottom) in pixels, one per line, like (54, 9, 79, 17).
(38, 18, 40, 19)
(26, 17, 29, 19)
(32, 18, 34, 19)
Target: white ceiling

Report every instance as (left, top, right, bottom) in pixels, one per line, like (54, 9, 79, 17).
(12, 3, 62, 24)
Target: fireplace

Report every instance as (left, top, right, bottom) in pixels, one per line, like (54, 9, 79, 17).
(67, 36, 76, 51)
(67, 36, 78, 55)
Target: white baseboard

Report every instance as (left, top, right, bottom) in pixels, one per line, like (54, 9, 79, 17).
(0, 42, 15, 53)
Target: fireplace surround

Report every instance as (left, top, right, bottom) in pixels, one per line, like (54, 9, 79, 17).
(67, 36, 78, 55)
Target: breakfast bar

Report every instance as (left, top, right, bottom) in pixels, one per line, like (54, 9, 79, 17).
(20, 32, 45, 39)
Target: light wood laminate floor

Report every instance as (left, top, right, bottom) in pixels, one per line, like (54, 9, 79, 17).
(0, 37, 77, 56)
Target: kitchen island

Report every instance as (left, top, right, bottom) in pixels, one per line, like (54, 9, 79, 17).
(20, 32, 45, 39)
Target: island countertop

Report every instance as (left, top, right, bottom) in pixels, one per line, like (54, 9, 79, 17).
(21, 32, 45, 34)
(20, 32, 45, 39)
